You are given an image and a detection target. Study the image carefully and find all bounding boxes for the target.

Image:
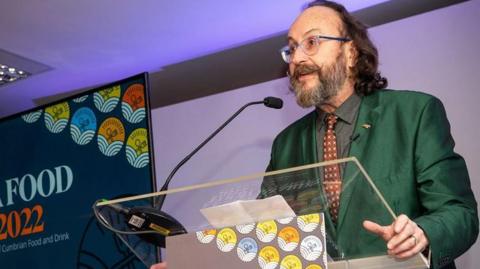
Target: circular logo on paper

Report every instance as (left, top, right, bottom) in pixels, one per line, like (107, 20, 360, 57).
(277, 216, 294, 225)
(126, 128, 149, 168)
(306, 265, 323, 269)
(300, 235, 323, 262)
(258, 246, 280, 269)
(44, 102, 70, 133)
(236, 223, 255, 234)
(94, 85, 121, 113)
(70, 107, 97, 145)
(256, 220, 278, 243)
(297, 214, 320, 232)
(22, 109, 43, 123)
(237, 237, 258, 262)
(73, 95, 89, 103)
(122, 83, 146, 124)
(216, 228, 237, 252)
(196, 229, 217, 244)
(278, 226, 300, 252)
(97, 117, 125, 156)
(280, 255, 302, 269)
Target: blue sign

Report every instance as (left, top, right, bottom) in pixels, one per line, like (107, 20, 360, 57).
(0, 73, 156, 268)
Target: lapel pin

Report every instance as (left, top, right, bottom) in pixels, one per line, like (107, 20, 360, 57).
(362, 123, 371, 129)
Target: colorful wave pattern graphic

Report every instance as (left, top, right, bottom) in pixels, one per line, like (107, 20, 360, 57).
(20, 81, 150, 168)
(98, 136, 124, 157)
(71, 126, 95, 146)
(45, 114, 69, 133)
(97, 117, 125, 157)
(93, 85, 121, 113)
(126, 128, 149, 168)
(126, 146, 149, 168)
(122, 83, 146, 124)
(70, 107, 97, 145)
(44, 102, 70, 133)
(122, 105, 146, 124)
(73, 95, 89, 103)
(195, 214, 327, 269)
(22, 109, 43, 123)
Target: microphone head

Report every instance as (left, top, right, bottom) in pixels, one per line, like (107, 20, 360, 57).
(263, 97, 283, 109)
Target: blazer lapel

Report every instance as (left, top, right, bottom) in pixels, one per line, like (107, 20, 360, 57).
(336, 93, 382, 232)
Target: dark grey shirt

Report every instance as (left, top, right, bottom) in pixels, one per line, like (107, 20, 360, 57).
(315, 93, 361, 175)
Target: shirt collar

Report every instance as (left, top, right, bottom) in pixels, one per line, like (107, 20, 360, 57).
(316, 93, 361, 125)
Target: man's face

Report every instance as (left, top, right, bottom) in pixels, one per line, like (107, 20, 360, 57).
(287, 7, 352, 108)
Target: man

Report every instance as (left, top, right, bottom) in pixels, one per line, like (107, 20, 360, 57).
(258, 1, 477, 269)
(152, 1, 478, 268)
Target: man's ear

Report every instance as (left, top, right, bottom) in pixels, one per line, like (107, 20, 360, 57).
(346, 42, 357, 69)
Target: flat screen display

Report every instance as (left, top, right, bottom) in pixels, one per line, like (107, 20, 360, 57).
(0, 73, 156, 268)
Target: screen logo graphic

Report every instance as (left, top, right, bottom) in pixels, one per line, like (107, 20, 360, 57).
(45, 102, 70, 133)
(126, 128, 149, 168)
(22, 109, 43, 123)
(122, 84, 146, 124)
(73, 95, 89, 103)
(94, 86, 121, 113)
(70, 108, 97, 146)
(97, 117, 125, 156)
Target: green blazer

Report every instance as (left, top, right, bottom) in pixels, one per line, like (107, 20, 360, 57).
(260, 90, 478, 269)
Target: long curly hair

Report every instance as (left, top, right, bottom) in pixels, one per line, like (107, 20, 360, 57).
(306, 0, 388, 95)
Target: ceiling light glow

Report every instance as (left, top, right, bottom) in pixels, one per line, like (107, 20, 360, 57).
(0, 64, 29, 86)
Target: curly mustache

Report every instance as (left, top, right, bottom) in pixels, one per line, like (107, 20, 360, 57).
(292, 64, 321, 81)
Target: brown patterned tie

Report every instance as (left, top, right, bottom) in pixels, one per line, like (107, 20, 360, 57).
(323, 114, 342, 223)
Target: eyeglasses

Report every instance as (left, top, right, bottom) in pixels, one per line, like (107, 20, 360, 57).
(280, 35, 351, 63)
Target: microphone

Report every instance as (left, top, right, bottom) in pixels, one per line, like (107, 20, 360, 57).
(155, 96, 284, 209)
(263, 96, 283, 109)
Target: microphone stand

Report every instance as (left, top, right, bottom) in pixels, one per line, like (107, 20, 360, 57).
(155, 100, 265, 209)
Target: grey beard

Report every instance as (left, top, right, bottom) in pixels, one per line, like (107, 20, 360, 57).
(290, 55, 347, 108)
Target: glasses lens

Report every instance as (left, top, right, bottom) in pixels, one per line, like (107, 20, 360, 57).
(280, 46, 291, 63)
(302, 36, 319, 55)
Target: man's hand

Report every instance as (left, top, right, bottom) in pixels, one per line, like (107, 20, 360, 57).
(150, 262, 167, 269)
(363, 214, 429, 259)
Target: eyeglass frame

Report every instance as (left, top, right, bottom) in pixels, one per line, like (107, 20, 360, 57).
(280, 35, 351, 63)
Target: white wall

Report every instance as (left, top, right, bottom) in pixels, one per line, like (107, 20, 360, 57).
(151, 0, 480, 266)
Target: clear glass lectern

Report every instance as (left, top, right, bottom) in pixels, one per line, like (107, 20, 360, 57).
(93, 157, 429, 269)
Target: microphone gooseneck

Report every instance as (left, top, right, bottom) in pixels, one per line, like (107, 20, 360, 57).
(155, 96, 284, 210)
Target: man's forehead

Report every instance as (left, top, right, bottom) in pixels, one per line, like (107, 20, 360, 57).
(288, 6, 343, 41)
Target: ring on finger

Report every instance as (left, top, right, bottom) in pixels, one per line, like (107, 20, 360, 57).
(411, 235, 417, 245)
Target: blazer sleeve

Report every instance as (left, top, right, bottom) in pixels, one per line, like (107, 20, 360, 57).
(412, 97, 478, 268)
